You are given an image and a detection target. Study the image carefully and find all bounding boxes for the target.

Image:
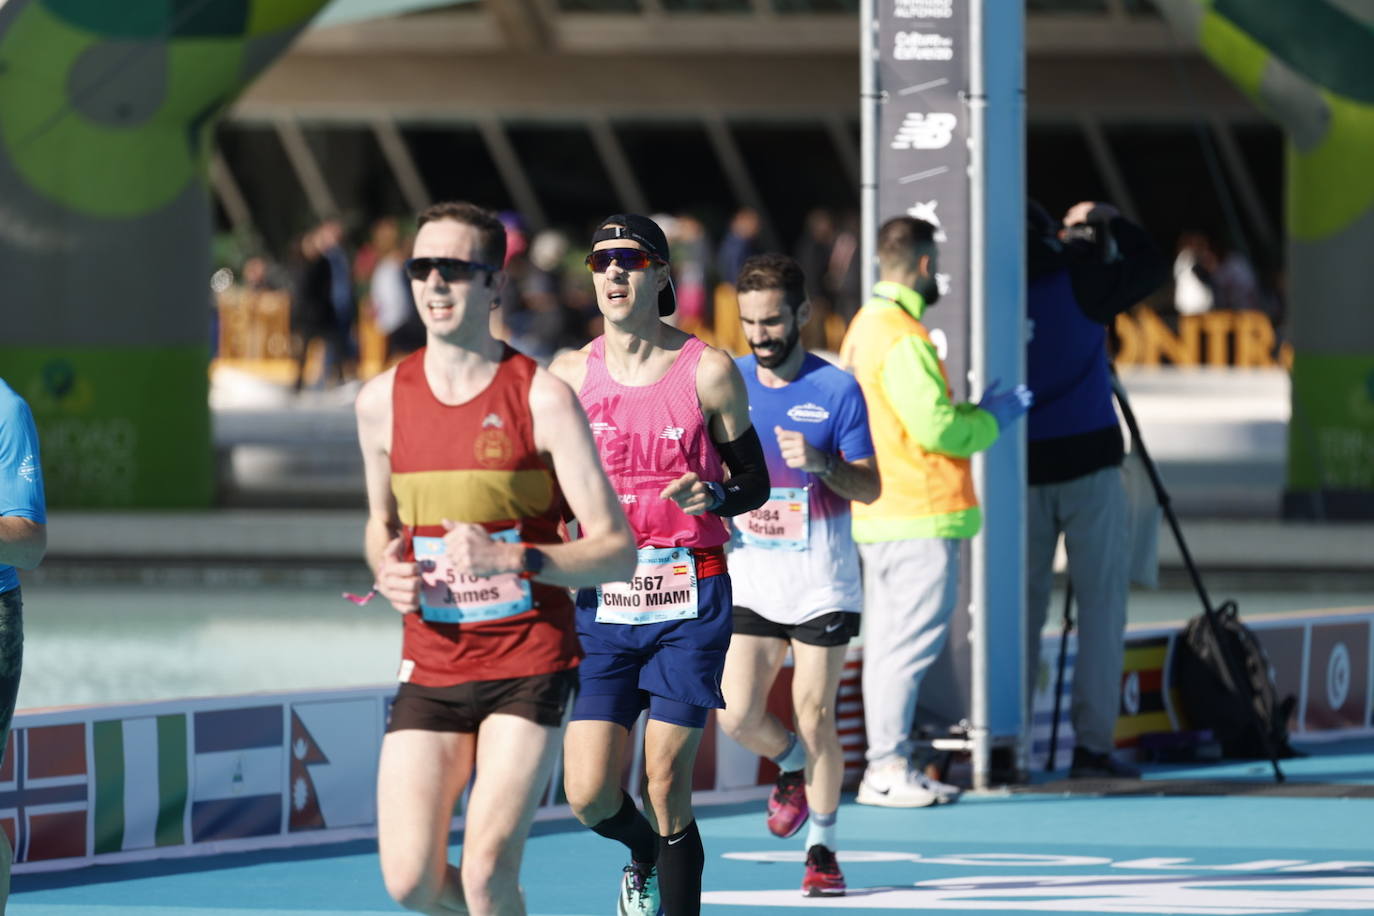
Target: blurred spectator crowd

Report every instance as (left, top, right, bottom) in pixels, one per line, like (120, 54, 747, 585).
(211, 205, 1287, 391)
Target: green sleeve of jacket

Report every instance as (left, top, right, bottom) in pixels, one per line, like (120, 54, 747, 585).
(879, 333, 1000, 458)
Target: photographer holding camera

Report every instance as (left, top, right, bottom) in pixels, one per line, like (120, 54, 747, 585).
(1025, 199, 1167, 778)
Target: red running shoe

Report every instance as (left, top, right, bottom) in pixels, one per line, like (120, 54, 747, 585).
(802, 844, 846, 897)
(765, 770, 809, 838)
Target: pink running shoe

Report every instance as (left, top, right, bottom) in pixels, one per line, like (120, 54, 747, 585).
(802, 844, 846, 897)
(765, 770, 809, 838)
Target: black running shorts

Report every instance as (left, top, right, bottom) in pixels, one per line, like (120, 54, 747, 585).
(731, 606, 859, 648)
(387, 668, 578, 734)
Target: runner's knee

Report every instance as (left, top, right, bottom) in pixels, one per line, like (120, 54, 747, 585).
(643, 757, 693, 823)
(461, 847, 519, 908)
(716, 698, 764, 738)
(383, 864, 443, 912)
(793, 693, 836, 738)
(564, 770, 620, 824)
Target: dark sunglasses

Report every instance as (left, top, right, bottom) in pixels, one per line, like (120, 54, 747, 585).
(404, 256, 499, 283)
(585, 248, 664, 273)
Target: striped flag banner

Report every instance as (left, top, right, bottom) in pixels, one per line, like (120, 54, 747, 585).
(1, 725, 89, 863)
(92, 715, 188, 854)
(191, 706, 284, 843)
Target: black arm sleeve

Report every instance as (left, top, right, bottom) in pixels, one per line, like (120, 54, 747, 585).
(1067, 217, 1170, 324)
(711, 426, 770, 517)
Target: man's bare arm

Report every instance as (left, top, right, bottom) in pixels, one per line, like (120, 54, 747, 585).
(697, 346, 753, 445)
(355, 369, 420, 613)
(528, 369, 636, 586)
(0, 517, 45, 570)
(773, 424, 881, 505)
(547, 346, 590, 393)
(821, 455, 880, 504)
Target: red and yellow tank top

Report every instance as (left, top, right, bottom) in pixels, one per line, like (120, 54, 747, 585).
(390, 346, 579, 686)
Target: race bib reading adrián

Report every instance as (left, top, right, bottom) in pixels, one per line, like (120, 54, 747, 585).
(414, 530, 533, 624)
(738, 486, 809, 551)
(595, 546, 699, 625)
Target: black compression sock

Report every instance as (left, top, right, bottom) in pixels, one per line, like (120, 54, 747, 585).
(657, 820, 704, 916)
(590, 791, 658, 865)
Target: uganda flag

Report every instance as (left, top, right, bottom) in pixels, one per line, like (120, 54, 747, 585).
(1113, 634, 1176, 747)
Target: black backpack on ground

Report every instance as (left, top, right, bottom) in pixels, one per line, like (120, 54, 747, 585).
(1172, 600, 1302, 759)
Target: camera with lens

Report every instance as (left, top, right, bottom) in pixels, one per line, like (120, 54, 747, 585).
(1060, 210, 1119, 264)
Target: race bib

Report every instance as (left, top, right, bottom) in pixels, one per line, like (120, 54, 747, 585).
(414, 529, 532, 624)
(738, 486, 809, 551)
(596, 546, 698, 625)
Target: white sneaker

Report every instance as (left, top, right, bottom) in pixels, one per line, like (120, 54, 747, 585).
(616, 860, 661, 916)
(856, 759, 961, 808)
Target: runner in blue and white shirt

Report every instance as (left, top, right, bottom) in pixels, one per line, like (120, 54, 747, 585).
(715, 255, 879, 899)
(0, 376, 47, 903)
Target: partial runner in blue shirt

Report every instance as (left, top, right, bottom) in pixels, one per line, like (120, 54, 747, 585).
(715, 255, 880, 899)
(0, 376, 47, 905)
(0, 379, 47, 594)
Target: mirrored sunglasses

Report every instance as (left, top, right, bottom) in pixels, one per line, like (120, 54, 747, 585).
(584, 248, 663, 273)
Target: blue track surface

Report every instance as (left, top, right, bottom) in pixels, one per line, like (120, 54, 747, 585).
(13, 740, 1374, 915)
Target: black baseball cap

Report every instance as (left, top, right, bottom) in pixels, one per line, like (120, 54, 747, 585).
(591, 213, 676, 316)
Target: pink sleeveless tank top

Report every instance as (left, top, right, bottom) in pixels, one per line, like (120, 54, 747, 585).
(579, 335, 729, 549)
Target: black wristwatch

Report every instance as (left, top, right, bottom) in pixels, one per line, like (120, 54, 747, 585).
(703, 481, 726, 512)
(518, 544, 545, 580)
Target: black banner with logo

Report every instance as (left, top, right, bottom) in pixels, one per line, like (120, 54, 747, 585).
(877, 0, 970, 400)
(876, 0, 975, 728)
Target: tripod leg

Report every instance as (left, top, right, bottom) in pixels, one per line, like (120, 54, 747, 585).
(1046, 582, 1075, 772)
(1111, 371, 1284, 783)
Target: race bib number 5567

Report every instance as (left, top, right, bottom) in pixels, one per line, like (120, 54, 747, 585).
(595, 546, 698, 625)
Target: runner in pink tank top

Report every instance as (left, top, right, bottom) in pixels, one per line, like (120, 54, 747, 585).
(581, 334, 728, 549)
(551, 214, 770, 916)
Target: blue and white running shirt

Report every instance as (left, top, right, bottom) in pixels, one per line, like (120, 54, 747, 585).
(729, 353, 873, 625)
(0, 379, 46, 594)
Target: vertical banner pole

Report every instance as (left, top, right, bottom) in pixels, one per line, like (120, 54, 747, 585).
(970, 0, 1028, 788)
(859, 0, 880, 297)
(967, 0, 992, 791)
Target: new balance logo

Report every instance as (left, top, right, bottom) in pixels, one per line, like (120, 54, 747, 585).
(891, 112, 956, 151)
(660, 426, 685, 441)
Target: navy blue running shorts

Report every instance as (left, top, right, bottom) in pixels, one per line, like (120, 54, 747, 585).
(570, 573, 733, 730)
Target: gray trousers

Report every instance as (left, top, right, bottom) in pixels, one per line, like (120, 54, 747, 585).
(859, 538, 960, 764)
(1026, 466, 1129, 754)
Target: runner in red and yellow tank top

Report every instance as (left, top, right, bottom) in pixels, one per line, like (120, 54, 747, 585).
(389, 345, 577, 686)
(550, 214, 771, 916)
(354, 202, 634, 914)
